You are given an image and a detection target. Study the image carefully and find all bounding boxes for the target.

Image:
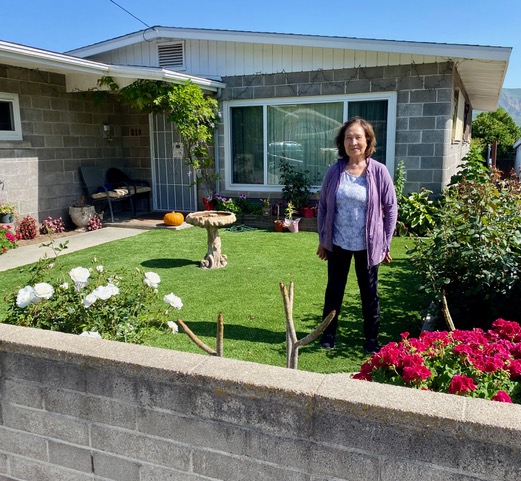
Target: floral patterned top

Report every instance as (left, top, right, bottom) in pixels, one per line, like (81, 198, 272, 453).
(332, 171, 368, 251)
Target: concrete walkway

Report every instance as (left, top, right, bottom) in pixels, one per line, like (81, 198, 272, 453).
(0, 227, 146, 272)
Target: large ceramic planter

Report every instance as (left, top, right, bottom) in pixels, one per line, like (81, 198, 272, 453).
(69, 205, 95, 232)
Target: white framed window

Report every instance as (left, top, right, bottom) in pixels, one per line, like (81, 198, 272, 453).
(452, 89, 467, 143)
(223, 92, 397, 192)
(0, 92, 23, 141)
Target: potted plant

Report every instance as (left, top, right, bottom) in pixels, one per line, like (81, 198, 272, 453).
(283, 201, 300, 233)
(261, 198, 271, 216)
(69, 196, 96, 231)
(0, 200, 17, 224)
(279, 160, 312, 212)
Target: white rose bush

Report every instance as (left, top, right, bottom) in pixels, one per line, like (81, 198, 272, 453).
(5, 258, 183, 344)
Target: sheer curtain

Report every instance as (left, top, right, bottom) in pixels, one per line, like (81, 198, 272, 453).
(231, 106, 263, 184)
(229, 99, 389, 186)
(267, 103, 343, 186)
(348, 100, 388, 164)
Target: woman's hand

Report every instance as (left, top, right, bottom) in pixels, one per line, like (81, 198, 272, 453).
(317, 244, 328, 261)
(383, 252, 392, 263)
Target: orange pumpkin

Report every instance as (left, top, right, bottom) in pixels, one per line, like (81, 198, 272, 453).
(163, 211, 184, 226)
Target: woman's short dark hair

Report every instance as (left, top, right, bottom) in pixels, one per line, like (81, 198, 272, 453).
(335, 117, 377, 159)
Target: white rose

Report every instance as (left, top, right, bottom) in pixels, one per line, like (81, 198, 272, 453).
(83, 293, 98, 308)
(107, 283, 119, 296)
(96, 265, 104, 272)
(144, 271, 161, 288)
(16, 286, 35, 308)
(33, 282, 54, 300)
(167, 321, 179, 334)
(163, 293, 183, 310)
(79, 331, 102, 338)
(60, 282, 69, 290)
(69, 267, 90, 284)
(92, 285, 114, 301)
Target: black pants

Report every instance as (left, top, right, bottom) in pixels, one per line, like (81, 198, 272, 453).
(321, 245, 380, 343)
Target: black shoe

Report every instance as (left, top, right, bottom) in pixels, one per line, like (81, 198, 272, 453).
(320, 333, 335, 349)
(364, 339, 381, 355)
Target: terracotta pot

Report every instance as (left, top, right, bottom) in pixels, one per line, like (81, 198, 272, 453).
(274, 220, 285, 232)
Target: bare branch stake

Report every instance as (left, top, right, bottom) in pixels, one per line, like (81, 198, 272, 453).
(280, 281, 335, 369)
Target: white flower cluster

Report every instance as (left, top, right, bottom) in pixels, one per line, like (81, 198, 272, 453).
(16, 283, 55, 308)
(82, 283, 120, 308)
(16, 266, 184, 337)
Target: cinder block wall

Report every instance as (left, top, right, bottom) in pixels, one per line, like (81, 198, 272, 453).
(0, 64, 150, 222)
(221, 62, 465, 195)
(1, 324, 520, 481)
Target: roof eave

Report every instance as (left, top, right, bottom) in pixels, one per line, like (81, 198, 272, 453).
(0, 40, 224, 92)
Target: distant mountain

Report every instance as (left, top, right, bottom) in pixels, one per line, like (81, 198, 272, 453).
(499, 89, 521, 126)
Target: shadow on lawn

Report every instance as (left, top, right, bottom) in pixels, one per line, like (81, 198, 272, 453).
(141, 258, 198, 269)
(177, 320, 285, 345)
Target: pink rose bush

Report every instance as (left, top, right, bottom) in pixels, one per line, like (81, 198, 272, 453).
(353, 319, 521, 403)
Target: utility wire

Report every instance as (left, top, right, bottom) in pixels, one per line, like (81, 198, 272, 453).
(108, 0, 151, 29)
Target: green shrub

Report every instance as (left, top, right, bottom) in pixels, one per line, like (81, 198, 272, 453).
(279, 160, 311, 210)
(394, 160, 437, 237)
(410, 153, 521, 329)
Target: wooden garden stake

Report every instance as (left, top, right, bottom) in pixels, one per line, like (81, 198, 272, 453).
(441, 290, 455, 331)
(177, 312, 224, 356)
(280, 282, 335, 369)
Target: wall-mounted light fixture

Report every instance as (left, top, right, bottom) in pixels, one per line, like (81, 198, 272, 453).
(102, 123, 113, 143)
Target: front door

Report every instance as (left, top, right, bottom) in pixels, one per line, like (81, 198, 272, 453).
(150, 113, 196, 212)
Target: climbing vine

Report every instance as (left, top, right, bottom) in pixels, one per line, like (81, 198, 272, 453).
(98, 77, 220, 199)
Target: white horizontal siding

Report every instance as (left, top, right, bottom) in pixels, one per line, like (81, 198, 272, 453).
(85, 38, 442, 78)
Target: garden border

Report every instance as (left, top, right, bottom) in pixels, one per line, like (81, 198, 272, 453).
(1, 323, 520, 480)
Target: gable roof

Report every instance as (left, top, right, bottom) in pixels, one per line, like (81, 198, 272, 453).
(67, 26, 512, 111)
(0, 40, 224, 92)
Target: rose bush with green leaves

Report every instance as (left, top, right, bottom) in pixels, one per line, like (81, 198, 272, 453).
(4, 259, 182, 344)
(410, 148, 521, 329)
(354, 319, 521, 404)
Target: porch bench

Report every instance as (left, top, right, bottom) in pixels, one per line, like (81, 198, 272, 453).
(79, 166, 151, 222)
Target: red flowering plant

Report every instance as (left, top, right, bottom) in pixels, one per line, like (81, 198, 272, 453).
(353, 319, 521, 403)
(0, 224, 17, 254)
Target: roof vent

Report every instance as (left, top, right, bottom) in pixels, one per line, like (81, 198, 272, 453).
(158, 43, 184, 69)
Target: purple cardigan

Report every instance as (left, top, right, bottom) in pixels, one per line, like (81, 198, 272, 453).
(318, 157, 398, 267)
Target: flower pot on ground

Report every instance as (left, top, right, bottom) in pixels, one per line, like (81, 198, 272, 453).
(301, 207, 314, 218)
(69, 205, 96, 232)
(1, 213, 14, 224)
(284, 218, 300, 233)
(0, 200, 17, 224)
(274, 219, 285, 232)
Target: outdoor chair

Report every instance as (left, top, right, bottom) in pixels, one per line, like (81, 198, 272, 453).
(79, 166, 135, 222)
(106, 167, 151, 213)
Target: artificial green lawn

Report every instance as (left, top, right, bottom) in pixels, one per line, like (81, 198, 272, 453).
(0, 227, 424, 373)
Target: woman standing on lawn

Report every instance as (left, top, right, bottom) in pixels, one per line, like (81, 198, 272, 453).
(317, 117, 397, 354)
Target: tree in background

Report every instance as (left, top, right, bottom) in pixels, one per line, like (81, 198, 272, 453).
(472, 107, 521, 164)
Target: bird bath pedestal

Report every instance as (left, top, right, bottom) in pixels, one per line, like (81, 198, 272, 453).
(185, 211, 237, 269)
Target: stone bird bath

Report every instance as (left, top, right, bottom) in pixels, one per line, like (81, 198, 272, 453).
(185, 211, 237, 269)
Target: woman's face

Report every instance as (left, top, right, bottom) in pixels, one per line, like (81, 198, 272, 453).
(344, 124, 367, 160)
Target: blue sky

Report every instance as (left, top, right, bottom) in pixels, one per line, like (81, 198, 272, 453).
(2, 0, 520, 88)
